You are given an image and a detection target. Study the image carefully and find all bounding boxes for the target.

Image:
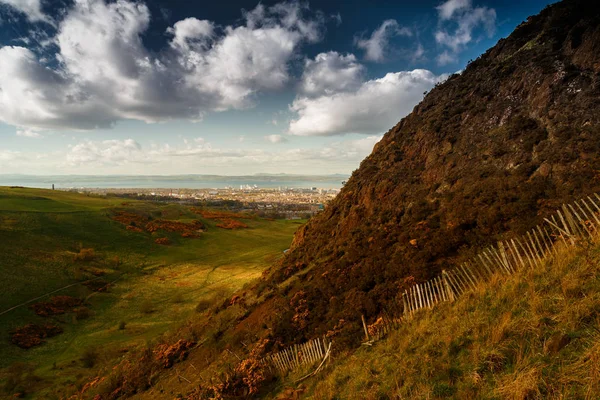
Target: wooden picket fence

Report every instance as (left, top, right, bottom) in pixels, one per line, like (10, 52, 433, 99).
(262, 336, 331, 375)
(366, 193, 600, 341)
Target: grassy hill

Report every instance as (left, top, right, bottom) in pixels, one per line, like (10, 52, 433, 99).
(293, 240, 600, 399)
(0, 187, 303, 398)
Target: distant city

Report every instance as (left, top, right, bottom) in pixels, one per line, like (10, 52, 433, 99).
(0, 174, 349, 220)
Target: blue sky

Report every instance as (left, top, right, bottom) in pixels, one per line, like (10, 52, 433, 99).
(0, 0, 554, 175)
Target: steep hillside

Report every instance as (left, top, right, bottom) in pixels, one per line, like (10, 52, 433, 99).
(300, 239, 600, 399)
(261, 0, 600, 346)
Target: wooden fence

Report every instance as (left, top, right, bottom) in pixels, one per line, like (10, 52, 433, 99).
(262, 336, 331, 374)
(367, 193, 600, 341)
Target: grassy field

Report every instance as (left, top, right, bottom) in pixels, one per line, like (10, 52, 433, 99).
(294, 240, 600, 399)
(0, 187, 303, 398)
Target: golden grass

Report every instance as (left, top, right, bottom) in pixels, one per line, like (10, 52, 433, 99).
(294, 240, 600, 399)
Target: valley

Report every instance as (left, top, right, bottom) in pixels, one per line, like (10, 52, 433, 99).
(0, 187, 302, 398)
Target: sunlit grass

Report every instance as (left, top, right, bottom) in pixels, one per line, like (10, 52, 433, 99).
(0, 186, 303, 397)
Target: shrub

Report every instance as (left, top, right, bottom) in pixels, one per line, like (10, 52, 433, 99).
(10, 324, 63, 349)
(154, 237, 171, 245)
(118, 321, 127, 330)
(74, 248, 95, 262)
(216, 219, 249, 230)
(195, 299, 212, 313)
(80, 347, 99, 368)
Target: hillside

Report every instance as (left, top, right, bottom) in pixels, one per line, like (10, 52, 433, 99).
(298, 238, 600, 399)
(0, 187, 301, 398)
(256, 0, 600, 346)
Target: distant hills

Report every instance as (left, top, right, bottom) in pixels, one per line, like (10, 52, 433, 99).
(0, 174, 349, 189)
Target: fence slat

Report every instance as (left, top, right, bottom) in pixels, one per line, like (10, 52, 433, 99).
(563, 205, 585, 239)
(447, 269, 465, 294)
(432, 278, 439, 304)
(556, 210, 576, 245)
(460, 264, 478, 289)
(569, 203, 593, 239)
(483, 248, 502, 274)
(524, 233, 541, 267)
(439, 276, 448, 302)
(582, 197, 600, 228)
(425, 282, 431, 308)
(426, 281, 433, 308)
(499, 242, 516, 273)
(454, 266, 470, 291)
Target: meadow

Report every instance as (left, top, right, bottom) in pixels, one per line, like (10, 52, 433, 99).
(0, 187, 303, 398)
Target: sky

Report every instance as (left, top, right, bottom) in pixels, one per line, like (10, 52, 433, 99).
(0, 0, 555, 176)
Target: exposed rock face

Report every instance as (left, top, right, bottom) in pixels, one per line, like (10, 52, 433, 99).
(261, 0, 600, 345)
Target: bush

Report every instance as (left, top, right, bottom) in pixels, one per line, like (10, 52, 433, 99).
(80, 347, 99, 368)
(74, 248, 95, 262)
(195, 299, 212, 313)
(154, 237, 171, 246)
(118, 321, 127, 330)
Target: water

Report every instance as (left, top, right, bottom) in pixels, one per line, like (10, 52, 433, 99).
(0, 175, 348, 190)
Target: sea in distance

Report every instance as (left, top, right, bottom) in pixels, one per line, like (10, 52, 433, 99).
(0, 174, 348, 190)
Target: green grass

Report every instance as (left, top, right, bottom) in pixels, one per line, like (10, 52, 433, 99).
(0, 187, 303, 398)
(294, 241, 600, 399)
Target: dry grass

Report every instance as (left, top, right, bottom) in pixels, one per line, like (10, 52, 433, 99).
(297, 240, 600, 399)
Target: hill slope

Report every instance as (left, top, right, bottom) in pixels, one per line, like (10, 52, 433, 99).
(262, 0, 600, 345)
(0, 187, 301, 398)
(300, 240, 600, 399)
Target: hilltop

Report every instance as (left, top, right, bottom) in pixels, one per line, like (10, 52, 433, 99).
(259, 0, 600, 346)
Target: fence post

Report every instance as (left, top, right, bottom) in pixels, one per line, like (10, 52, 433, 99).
(442, 270, 455, 301)
(361, 314, 370, 342)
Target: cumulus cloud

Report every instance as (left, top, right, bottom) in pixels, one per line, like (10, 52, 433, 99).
(167, 18, 215, 51)
(0, 0, 324, 131)
(264, 134, 288, 143)
(16, 129, 42, 138)
(0, 0, 49, 23)
(434, 0, 496, 64)
(355, 19, 412, 62)
(298, 51, 365, 97)
(289, 66, 445, 136)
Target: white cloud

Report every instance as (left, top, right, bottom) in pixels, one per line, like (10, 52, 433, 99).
(412, 43, 425, 62)
(0, 0, 49, 23)
(355, 19, 412, 62)
(16, 129, 42, 138)
(264, 134, 288, 143)
(436, 50, 457, 66)
(0, 0, 324, 131)
(436, 0, 471, 20)
(299, 51, 365, 97)
(0, 133, 386, 175)
(434, 0, 496, 63)
(167, 18, 215, 51)
(289, 68, 446, 136)
(67, 139, 143, 166)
